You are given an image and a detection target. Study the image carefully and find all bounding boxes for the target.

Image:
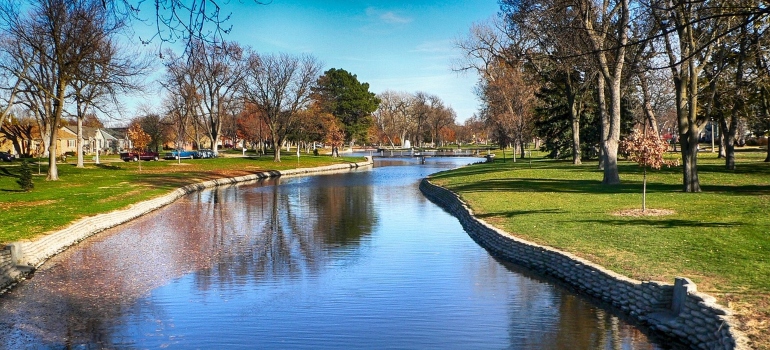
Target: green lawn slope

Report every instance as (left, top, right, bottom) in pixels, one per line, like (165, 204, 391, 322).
(429, 148, 769, 348)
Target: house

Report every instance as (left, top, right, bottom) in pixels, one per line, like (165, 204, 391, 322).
(55, 127, 78, 156)
(97, 129, 118, 154)
(104, 128, 130, 152)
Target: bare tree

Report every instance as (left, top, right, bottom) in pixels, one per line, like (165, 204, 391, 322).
(242, 52, 322, 162)
(418, 93, 456, 148)
(651, 0, 724, 192)
(374, 90, 413, 148)
(69, 16, 149, 167)
(0, 34, 27, 128)
(162, 49, 200, 153)
(460, 15, 590, 165)
(3, 0, 117, 180)
(189, 40, 246, 155)
(479, 60, 537, 159)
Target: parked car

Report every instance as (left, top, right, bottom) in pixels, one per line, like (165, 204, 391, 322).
(193, 149, 216, 159)
(0, 151, 15, 162)
(164, 149, 196, 160)
(120, 151, 160, 162)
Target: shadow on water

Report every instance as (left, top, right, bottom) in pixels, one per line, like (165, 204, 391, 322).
(492, 256, 686, 349)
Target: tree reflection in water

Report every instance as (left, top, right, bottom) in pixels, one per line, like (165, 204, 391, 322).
(0, 160, 667, 349)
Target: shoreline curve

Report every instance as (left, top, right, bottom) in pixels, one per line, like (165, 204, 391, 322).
(419, 177, 750, 350)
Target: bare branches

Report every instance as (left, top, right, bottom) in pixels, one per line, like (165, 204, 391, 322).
(124, 0, 268, 56)
(242, 52, 322, 162)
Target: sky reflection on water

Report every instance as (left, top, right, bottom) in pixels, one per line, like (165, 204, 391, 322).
(0, 157, 667, 349)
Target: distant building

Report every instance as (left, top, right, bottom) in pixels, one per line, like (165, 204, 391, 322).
(103, 128, 131, 152)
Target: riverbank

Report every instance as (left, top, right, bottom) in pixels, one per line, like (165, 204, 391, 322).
(427, 150, 769, 349)
(0, 155, 364, 243)
(1, 156, 372, 293)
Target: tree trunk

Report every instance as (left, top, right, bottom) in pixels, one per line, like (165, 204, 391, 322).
(680, 126, 702, 192)
(602, 139, 620, 184)
(642, 167, 647, 212)
(639, 72, 659, 136)
(766, 143, 770, 162)
(597, 74, 607, 170)
(272, 132, 282, 162)
(601, 76, 623, 185)
(566, 73, 581, 165)
(76, 116, 84, 168)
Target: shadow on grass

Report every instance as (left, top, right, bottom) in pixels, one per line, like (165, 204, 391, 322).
(0, 167, 17, 177)
(577, 218, 742, 229)
(477, 208, 564, 219)
(449, 177, 677, 195)
(435, 157, 769, 197)
(95, 164, 122, 170)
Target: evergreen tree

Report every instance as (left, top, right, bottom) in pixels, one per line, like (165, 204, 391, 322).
(313, 68, 380, 144)
(17, 160, 33, 191)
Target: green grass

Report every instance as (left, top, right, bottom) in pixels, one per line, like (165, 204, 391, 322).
(0, 154, 362, 243)
(429, 147, 770, 346)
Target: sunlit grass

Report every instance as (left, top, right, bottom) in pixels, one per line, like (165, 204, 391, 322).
(430, 147, 770, 346)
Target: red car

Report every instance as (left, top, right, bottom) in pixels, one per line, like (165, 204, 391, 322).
(120, 151, 159, 162)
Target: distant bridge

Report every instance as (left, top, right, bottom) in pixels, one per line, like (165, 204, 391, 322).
(372, 149, 489, 158)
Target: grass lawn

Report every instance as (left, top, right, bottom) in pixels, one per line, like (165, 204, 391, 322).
(0, 153, 363, 243)
(429, 147, 770, 348)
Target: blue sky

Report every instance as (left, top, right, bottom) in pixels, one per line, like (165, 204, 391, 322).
(227, 1, 500, 122)
(129, 1, 500, 123)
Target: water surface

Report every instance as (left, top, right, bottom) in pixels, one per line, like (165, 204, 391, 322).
(0, 157, 667, 349)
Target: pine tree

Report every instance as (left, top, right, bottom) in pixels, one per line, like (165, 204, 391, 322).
(17, 160, 33, 191)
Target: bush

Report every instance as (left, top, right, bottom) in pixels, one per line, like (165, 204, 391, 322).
(16, 160, 33, 191)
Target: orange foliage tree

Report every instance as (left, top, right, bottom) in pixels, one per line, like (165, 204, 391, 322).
(620, 129, 679, 211)
(127, 122, 151, 171)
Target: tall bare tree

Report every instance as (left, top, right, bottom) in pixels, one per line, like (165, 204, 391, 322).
(242, 52, 322, 162)
(189, 40, 246, 155)
(652, 0, 723, 192)
(374, 90, 413, 148)
(69, 16, 149, 168)
(2, 0, 117, 180)
(162, 49, 201, 152)
(479, 59, 537, 159)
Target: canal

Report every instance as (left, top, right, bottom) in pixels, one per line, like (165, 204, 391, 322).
(0, 157, 668, 349)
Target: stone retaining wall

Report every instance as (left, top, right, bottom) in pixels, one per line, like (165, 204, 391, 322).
(419, 178, 750, 350)
(0, 158, 372, 294)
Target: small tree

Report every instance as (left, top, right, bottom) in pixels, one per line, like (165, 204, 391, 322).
(324, 118, 345, 158)
(17, 160, 33, 191)
(620, 128, 679, 211)
(127, 122, 151, 171)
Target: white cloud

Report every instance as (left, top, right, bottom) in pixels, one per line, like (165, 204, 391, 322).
(365, 7, 413, 25)
(412, 40, 453, 53)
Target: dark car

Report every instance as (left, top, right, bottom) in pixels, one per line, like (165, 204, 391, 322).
(120, 151, 160, 162)
(193, 149, 216, 159)
(0, 151, 16, 162)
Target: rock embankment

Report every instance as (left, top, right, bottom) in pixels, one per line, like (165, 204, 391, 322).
(419, 178, 749, 350)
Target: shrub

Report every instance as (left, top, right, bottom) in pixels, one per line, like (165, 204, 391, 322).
(16, 160, 33, 191)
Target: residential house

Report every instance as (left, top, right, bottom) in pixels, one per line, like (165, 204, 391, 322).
(55, 126, 78, 156)
(103, 128, 130, 152)
(97, 129, 118, 154)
